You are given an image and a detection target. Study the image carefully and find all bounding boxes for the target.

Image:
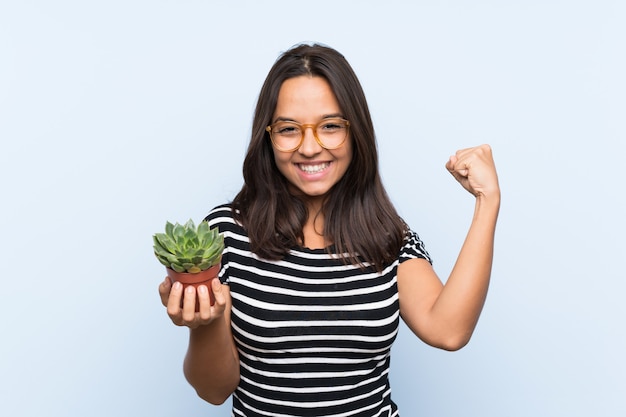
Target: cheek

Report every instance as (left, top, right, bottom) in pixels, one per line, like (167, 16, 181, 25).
(272, 149, 291, 176)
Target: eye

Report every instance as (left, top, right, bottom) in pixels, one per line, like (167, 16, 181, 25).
(275, 123, 301, 136)
(319, 120, 346, 132)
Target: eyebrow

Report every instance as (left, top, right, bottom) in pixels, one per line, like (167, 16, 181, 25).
(272, 113, 345, 124)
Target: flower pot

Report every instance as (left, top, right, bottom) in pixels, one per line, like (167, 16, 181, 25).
(166, 262, 220, 310)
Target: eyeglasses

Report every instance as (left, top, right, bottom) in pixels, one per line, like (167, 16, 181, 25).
(266, 117, 350, 152)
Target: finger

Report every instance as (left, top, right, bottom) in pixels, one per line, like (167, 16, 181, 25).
(212, 278, 228, 308)
(181, 285, 197, 323)
(196, 284, 213, 321)
(456, 144, 493, 166)
(158, 277, 172, 307)
(446, 155, 469, 179)
(454, 165, 469, 177)
(445, 155, 457, 173)
(453, 145, 495, 177)
(166, 281, 184, 317)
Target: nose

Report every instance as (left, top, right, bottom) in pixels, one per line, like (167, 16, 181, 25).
(297, 126, 322, 156)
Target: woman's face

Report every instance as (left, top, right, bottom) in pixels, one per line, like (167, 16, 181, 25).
(270, 76, 352, 203)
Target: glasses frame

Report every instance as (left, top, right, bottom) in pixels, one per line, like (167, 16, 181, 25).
(265, 118, 350, 152)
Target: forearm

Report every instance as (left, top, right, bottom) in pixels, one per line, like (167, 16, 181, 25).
(430, 194, 500, 348)
(183, 316, 240, 405)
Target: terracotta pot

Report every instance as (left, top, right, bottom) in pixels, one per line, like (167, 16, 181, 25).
(166, 262, 220, 309)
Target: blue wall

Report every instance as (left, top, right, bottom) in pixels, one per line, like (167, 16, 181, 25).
(1, 1, 624, 416)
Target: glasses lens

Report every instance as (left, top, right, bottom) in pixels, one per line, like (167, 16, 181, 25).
(270, 122, 302, 151)
(316, 118, 349, 149)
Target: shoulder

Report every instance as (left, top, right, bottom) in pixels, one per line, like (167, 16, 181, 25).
(399, 227, 433, 265)
(204, 203, 235, 224)
(204, 203, 247, 238)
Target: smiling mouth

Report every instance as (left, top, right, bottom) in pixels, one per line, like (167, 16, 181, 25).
(297, 162, 330, 174)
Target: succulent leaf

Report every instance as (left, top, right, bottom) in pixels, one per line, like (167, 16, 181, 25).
(197, 221, 210, 242)
(154, 234, 177, 254)
(198, 260, 212, 270)
(172, 223, 185, 240)
(154, 254, 170, 267)
(164, 252, 179, 264)
(165, 221, 174, 237)
(183, 227, 196, 243)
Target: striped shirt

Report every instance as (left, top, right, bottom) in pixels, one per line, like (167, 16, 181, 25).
(206, 204, 431, 417)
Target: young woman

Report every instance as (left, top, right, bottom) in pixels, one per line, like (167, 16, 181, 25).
(158, 43, 500, 416)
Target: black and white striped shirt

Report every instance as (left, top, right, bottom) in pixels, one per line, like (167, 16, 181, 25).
(206, 204, 431, 417)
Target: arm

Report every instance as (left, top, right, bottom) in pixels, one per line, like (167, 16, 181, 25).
(398, 144, 500, 351)
(159, 278, 240, 404)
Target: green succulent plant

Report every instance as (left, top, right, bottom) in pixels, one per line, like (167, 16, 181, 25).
(153, 219, 224, 273)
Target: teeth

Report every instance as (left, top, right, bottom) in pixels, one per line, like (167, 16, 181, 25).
(299, 163, 329, 173)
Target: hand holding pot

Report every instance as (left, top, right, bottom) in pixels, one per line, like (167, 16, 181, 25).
(158, 277, 231, 329)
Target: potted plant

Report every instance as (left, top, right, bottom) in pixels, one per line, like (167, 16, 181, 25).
(153, 219, 224, 308)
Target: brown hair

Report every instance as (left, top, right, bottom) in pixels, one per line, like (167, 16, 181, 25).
(231, 43, 406, 270)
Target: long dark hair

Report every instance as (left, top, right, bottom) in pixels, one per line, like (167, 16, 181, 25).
(232, 43, 406, 270)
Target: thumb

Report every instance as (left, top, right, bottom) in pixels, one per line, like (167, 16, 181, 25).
(445, 155, 457, 172)
(446, 155, 469, 178)
(211, 277, 226, 306)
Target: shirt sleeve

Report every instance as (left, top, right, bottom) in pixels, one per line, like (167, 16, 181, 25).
(399, 228, 432, 265)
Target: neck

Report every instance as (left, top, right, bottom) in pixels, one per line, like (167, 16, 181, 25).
(302, 205, 327, 249)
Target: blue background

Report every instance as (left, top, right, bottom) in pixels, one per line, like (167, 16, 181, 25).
(1, 1, 624, 416)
